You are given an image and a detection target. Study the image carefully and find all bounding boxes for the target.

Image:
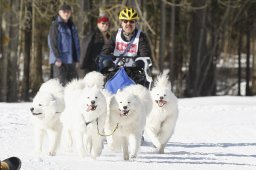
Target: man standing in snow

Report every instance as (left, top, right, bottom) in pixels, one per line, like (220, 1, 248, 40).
(48, 3, 80, 86)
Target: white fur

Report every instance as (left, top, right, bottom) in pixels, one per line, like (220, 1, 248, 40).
(82, 87, 107, 159)
(60, 79, 86, 157)
(106, 84, 151, 160)
(61, 75, 107, 159)
(30, 79, 64, 156)
(145, 71, 178, 154)
(83, 71, 105, 89)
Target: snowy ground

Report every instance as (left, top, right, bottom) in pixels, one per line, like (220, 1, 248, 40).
(1, 96, 256, 170)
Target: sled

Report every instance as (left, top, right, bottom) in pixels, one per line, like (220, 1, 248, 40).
(99, 55, 153, 94)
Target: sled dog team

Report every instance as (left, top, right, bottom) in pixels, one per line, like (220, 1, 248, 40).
(30, 71, 178, 160)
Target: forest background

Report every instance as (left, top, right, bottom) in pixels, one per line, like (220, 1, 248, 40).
(1, 0, 256, 102)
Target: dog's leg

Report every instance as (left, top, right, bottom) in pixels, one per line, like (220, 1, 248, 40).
(84, 135, 92, 154)
(34, 128, 44, 153)
(157, 116, 177, 154)
(128, 133, 141, 159)
(121, 137, 129, 160)
(158, 144, 165, 154)
(62, 128, 73, 152)
(158, 116, 177, 153)
(74, 131, 86, 157)
(145, 126, 161, 149)
(47, 129, 58, 156)
(91, 136, 103, 159)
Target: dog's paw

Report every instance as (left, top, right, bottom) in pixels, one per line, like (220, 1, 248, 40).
(123, 155, 129, 161)
(48, 151, 56, 156)
(154, 141, 161, 149)
(129, 154, 136, 160)
(158, 146, 165, 154)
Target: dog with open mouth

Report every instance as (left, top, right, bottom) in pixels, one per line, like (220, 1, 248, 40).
(30, 79, 64, 156)
(81, 86, 107, 159)
(106, 84, 152, 160)
(145, 71, 178, 154)
(60, 71, 108, 159)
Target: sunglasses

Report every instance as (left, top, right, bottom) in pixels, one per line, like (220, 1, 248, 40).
(122, 20, 136, 24)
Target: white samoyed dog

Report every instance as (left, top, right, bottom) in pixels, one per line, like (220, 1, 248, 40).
(61, 71, 108, 159)
(145, 71, 178, 154)
(106, 84, 152, 160)
(30, 79, 65, 156)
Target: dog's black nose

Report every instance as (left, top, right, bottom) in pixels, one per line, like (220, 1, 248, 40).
(30, 107, 34, 112)
(123, 106, 127, 110)
(160, 96, 164, 100)
(91, 100, 95, 104)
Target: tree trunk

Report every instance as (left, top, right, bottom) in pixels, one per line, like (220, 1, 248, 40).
(252, 40, 256, 95)
(159, 0, 166, 72)
(185, 0, 214, 97)
(7, 0, 20, 102)
(252, 23, 256, 95)
(238, 27, 242, 96)
(169, 1, 175, 90)
(30, 0, 43, 97)
(85, 0, 93, 33)
(22, 0, 32, 101)
(173, 0, 183, 97)
(245, 26, 252, 96)
(0, 0, 9, 102)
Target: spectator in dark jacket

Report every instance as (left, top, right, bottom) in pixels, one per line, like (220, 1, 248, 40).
(48, 3, 80, 86)
(80, 16, 111, 75)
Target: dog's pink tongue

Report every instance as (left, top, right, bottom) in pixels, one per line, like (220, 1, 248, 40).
(158, 100, 166, 107)
(86, 105, 92, 112)
(119, 110, 125, 116)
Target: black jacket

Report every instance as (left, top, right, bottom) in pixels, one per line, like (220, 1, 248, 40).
(48, 16, 80, 64)
(101, 28, 152, 58)
(80, 28, 110, 71)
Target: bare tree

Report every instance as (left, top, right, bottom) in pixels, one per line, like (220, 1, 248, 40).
(245, 22, 252, 96)
(22, 0, 32, 101)
(0, 0, 9, 101)
(30, 0, 43, 97)
(185, 0, 212, 97)
(159, 0, 166, 72)
(7, 0, 20, 102)
(237, 27, 242, 96)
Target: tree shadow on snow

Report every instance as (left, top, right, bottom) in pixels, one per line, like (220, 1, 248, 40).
(137, 142, 256, 167)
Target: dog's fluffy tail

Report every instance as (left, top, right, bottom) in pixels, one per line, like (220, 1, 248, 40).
(64, 79, 85, 105)
(65, 79, 85, 93)
(39, 79, 64, 94)
(154, 70, 171, 89)
(39, 79, 65, 112)
(83, 71, 105, 89)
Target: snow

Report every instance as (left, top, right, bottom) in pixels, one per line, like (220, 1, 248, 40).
(1, 96, 256, 170)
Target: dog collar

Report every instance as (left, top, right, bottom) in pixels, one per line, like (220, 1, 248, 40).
(85, 119, 96, 126)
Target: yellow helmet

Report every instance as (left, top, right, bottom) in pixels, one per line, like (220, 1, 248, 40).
(119, 7, 139, 21)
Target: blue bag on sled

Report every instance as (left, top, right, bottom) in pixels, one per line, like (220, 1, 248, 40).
(105, 67, 135, 94)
